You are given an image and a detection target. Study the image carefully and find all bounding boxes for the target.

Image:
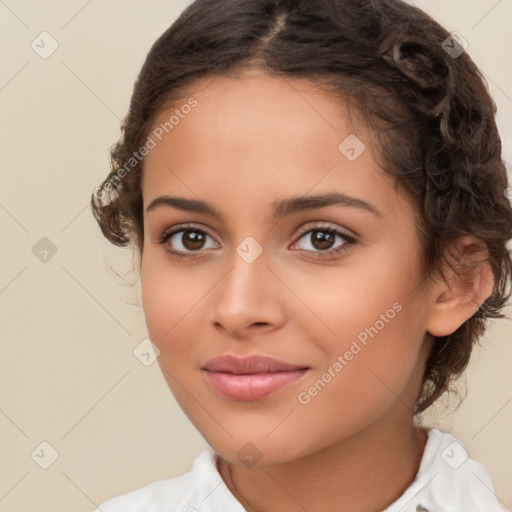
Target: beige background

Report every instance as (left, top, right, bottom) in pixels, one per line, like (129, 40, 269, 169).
(0, 0, 511, 511)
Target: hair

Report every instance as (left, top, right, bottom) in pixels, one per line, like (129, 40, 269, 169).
(90, 0, 512, 414)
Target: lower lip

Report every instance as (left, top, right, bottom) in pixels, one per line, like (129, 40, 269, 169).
(202, 369, 309, 400)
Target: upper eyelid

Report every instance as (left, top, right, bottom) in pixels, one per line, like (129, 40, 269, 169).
(164, 223, 215, 238)
(295, 223, 355, 238)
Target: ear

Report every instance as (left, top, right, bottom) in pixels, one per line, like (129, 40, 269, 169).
(426, 235, 494, 337)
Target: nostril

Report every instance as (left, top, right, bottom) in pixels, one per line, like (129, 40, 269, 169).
(416, 505, 429, 512)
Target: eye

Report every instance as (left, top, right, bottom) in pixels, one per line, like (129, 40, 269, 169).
(290, 224, 357, 259)
(157, 222, 357, 260)
(158, 224, 219, 258)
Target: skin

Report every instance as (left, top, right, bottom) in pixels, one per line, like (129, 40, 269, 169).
(139, 70, 494, 512)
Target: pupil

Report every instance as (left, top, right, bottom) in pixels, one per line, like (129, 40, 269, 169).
(183, 231, 204, 250)
(312, 230, 334, 250)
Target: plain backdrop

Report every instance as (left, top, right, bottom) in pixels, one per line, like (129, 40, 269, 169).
(1, 1, 511, 511)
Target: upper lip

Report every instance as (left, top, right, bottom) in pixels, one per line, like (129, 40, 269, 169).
(201, 354, 309, 374)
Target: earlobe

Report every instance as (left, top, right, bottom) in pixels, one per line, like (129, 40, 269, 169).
(425, 235, 494, 337)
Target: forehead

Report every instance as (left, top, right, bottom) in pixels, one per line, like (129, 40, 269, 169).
(141, 72, 406, 219)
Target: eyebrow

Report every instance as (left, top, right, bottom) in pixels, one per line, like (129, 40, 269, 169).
(145, 192, 382, 219)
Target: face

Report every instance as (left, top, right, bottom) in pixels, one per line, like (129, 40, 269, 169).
(140, 71, 434, 466)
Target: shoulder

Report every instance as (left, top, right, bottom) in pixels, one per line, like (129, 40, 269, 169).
(90, 448, 241, 512)
(384, 427, 507, 512)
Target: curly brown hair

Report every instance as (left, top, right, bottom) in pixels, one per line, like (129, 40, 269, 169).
(90, 0, 512, 414)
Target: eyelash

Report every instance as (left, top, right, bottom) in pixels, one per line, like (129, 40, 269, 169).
(157, 223, 357, 260)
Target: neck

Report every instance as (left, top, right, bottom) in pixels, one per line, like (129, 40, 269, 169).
(217, 415, 428, 512)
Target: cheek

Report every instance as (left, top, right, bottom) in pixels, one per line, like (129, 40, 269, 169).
(140, 253, 198, 344)
(140, 262, 202, 401)
(288, 241, 418, 345)
(291, 248, 425, 402)
(292, 306, 425, 449)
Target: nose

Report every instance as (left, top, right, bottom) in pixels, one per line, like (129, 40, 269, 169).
(211, 245, 286, 338)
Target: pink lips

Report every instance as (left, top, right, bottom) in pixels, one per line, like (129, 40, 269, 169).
(201, 354, 310, 400)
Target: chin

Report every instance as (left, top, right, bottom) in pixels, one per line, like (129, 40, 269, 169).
(203, 429, 320, 468)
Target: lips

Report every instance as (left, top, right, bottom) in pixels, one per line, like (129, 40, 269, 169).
(202, 354, 308, 374)
(201, 354, 310, 400)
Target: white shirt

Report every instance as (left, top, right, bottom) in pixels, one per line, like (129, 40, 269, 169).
(92, 428, 507, 512)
